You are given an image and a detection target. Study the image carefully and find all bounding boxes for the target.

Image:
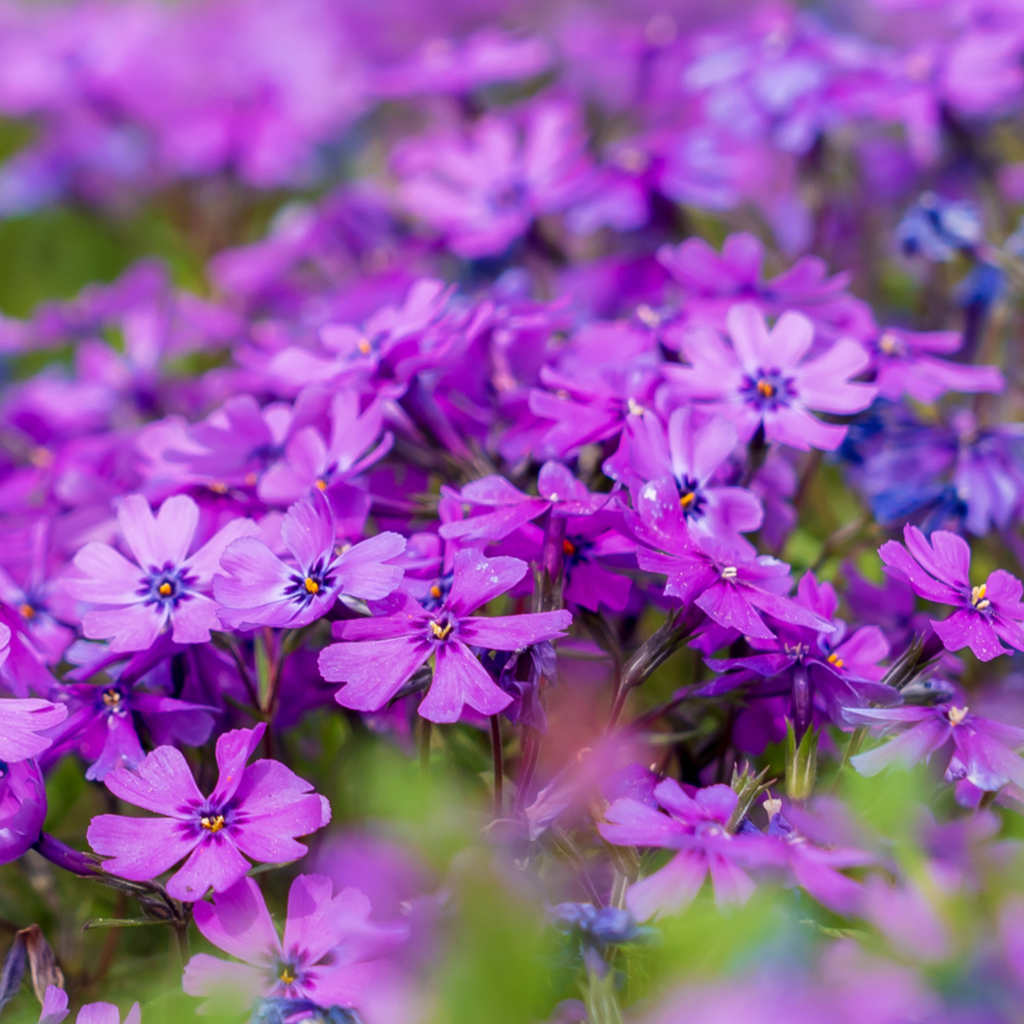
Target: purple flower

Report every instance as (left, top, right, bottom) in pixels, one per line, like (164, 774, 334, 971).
(524, 322, 662, 459)
(878, 525, 1024, 661)
(87, 723, 330, 901)
(215, 495, 405, 629)
(844, 703, 1024, 792)
(0, 758, 47, 864)
(869, 326, 1004, 403)
(47, 678, 214, 782)
(183, 874, 405, 1010)
(438, 461, 614, 545)
(701, 573, 895, 731)
(599, 780, 785, 918)
(319, 549, 571, 722)
(0, 604, 59, 697)
(0, 696, 66, 762)
(665, 303, 876, 451)
(657, 232, 872, 340)
(761, 798, 873, 915)
(393, 101, 590, 258)
(66, 494, 256, 653)
(38, 992, 141, 1024)
(635, 503, 830, 641)
(257, 392, 392, 507)
(610, 407, 762, 542)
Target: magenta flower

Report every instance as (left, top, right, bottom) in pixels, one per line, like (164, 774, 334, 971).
(38, 987, 141, 1024)
(599, 780, 784, 919)
(869, 326, 1003, 403)
(438, 461, 613, 545)
(0, 605, 59, 697)
(183, 874, 404, 1009)
(844, 703, 1024, 792)
(38, 988, 141, 1024)
(393, 100, 590, 258)
(48, 679, 214, 782)
(611, 407, 762, 542)
(0, 759, 47, 864)
(878, 525, 1024, 661)
(87, 723, 330, 901)
(43, 995, 141, 1024)
(257, 391, 392, 506)
(0, 696, 66, 762)
(665, 303, 876, 451)
(215, 495, 405, 629)
(319, 550, 571, 722)
(635, 501, 830, 641)
(66, 494, 256, 653)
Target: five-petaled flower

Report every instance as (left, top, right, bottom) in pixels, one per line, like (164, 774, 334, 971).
(215, 494, 406, 629)
(66, 494, 256, 652)
(87, 724, 330, 901)
(183, 874, 406, 1009)
(879, 524, 1024, 661)
(319, 549, 571, 722)
(664, 303, 876, 451)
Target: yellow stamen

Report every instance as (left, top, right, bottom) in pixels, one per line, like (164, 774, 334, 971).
(878, 332, 900, 355)
(948, 705, 969, 726)
(636, 304, 660, 327)
(429, 583, 442, 599)
(357, 337, 372, 355)
(679, 491, 696, 508)
(18, 603, 35, 620)
(304, 577, 320, 594)
(200, 815, 225, 833)
(827, 652, 845, 670)
(158, 582, 173, 597)
(209, 481, 228, 495)
(279, 966, 296, 985)
(429, 620, 453, 641)
(971, 583, 990, 610)
(627, 397, 646, 416)
(102, 688, 121, 707)
(756, 379, 776, 398)
(315, 478, 328, 491)
(721, 565, 738, 580)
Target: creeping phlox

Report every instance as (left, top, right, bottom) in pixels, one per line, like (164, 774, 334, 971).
(1, 1, 1024, 1022)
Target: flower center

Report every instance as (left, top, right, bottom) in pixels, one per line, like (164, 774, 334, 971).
(429, 619, 453, 641)
(141, 564, 192, 608)
(948, 705, 968, 726)
(878, 332, 903, 356)
(279, 965, 296, 985)
(676, 474, 707, 520)
(626, 397, 646, 416)
(826, 652, 845, 670)
(720, 565, 738, 580)
(18, 602, 35, 620)
(102, 688, 122, 709)
(200, 814, 226, 833)
(740, 368, 795, 411)
(562, 538, 576, 556)
(285, 558, 335, 608)
(970, 583, 991, 611)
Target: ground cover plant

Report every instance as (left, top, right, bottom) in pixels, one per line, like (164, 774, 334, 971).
(2, 1, 1024, 1022)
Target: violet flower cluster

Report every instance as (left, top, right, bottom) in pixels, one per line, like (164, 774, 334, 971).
(2, 1, 1024, 1023)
